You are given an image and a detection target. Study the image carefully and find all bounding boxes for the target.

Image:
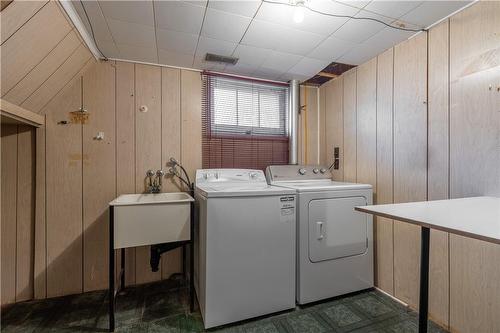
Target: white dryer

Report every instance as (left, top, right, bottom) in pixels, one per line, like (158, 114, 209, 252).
(266, 165, 373, 305)
(194, 169, 296, 329)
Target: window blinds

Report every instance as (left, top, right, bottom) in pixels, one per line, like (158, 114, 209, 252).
(202, 73, 290, 171)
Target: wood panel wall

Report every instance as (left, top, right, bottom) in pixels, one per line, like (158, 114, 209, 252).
(298, 86, 320, 165)
(0, 60, 202, 305)
(1, 0, 94, 114)
(375, 48, 394, 294)
(343, 69, 357, 182)
(319, 2, 500, 331)
(1, 0, 95, 300)
(321, 77, 343, 180)
(1, 124, 35, 305)
(448, 2, 500, 332)
(427, 20, 450, 327)
(356, 58, 377, 194)
(392, 32, 428, 310)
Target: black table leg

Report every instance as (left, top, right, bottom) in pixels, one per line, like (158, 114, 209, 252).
(121, 248, 125, 290)
(109, 206, 115, 332)
(190, 200, 195, 312)
(419, 227, 430, 333)
(182, 244, 187, 280)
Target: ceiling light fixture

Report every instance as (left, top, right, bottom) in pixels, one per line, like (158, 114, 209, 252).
(291, 0, 307, 24)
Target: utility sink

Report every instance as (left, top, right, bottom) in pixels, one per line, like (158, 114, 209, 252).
(109, 192, 194, 249)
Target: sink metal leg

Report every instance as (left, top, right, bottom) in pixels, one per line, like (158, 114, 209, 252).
(109, 206, 115, 332)
(190, 201, 195, 312)
(182, 244, 187, 280)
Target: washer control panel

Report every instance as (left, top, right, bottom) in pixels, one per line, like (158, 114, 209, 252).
(196, 169, 267, 185)
(266, 165, 333, 182)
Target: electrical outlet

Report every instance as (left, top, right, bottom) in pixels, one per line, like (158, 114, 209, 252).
(333, 147, 340, 170)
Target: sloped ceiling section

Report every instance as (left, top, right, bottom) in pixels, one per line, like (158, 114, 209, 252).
(0, 0, 95, 113)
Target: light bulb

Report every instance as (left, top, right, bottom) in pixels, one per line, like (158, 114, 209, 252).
(293, 6, 304, 23)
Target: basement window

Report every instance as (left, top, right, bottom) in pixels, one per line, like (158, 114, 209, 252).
(202, 73, 289, 170)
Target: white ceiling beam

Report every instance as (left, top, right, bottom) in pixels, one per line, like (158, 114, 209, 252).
(57, 0, 103, 60)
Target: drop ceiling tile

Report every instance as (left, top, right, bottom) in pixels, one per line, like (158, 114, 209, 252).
(158, 49, 195, 68)
(279, 71, 310, 82)
(97, 41, 121, 58)
(332, 10, 393, 44)
(337, 27, 415, 65)
(255, 1, 354, 36)
(336, 43, 377, 65)
(156, 28, 198, 55)
(232, 44, 272, 67)
(241, 19, 287, 50)
(185, 0, 208, 8)
(253, 67, 287, 81)
(107, 19, 156, 48)
(335, 0, 370, 10)
(154, 1, 206, 34)
(242, 19, 324, 56)
(310, 0, 362, 16)
(201, 8, 251, 43)
(288, 57, 330, 77)
(73, 1, 114, 43)
(195, 36, 238, 58)
(307, 35, 356, 61)
(116, 44, 158, 63)
(260, 51, 302, 72)
(98, 0, 154, 26)
(363, 1, 423, 19)
(208, 0, 261, 18)
(224, 62, 259, 76)
(399, 1, 471, 28)
(369, 27, 417, 50)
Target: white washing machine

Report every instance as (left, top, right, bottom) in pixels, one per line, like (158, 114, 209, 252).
(194, 169, 296, 329)
(266, 165, 373, 305)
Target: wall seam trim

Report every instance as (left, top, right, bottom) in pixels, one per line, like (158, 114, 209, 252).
(15, 125, 19, 302)
(80, 75, 85, 293)
(391, 46, 395, 295)
(447, 17, 451, 329)
(44, 115, 48, 298)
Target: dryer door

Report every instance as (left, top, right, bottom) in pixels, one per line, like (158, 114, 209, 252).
(308, 196, 367, 262)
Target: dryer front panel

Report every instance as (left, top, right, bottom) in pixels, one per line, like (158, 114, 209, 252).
(308, 196, 368, 262)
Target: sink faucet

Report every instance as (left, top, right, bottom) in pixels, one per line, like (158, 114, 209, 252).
(146, 169, 165, 193)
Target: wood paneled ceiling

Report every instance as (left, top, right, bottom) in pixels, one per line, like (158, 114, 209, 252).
(0, 0, 95, 113)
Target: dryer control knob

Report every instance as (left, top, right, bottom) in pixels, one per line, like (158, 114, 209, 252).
(320, 168, 327, 174)
(312, 168, 319, 174)
(298, 168, 307, 175)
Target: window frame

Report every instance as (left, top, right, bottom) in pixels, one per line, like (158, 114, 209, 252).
(207, 76, 289, 139)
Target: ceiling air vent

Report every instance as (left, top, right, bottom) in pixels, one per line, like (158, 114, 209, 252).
(205, 53, 238, 65)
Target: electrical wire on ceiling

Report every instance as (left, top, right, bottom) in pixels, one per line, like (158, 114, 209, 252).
(261, 0, 426, 33)
(80, 0, 108, 60)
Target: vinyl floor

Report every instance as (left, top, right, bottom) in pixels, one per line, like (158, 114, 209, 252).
(1, 275, 447, 333)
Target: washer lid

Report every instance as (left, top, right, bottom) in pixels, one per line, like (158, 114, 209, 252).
(195, 183, 295, 197)
(272, 180, 372, 192)
(195, 168, 295, 197)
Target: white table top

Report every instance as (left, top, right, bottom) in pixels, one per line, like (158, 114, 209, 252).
(355, 196, 500, 245)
